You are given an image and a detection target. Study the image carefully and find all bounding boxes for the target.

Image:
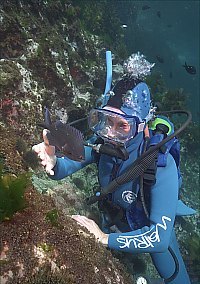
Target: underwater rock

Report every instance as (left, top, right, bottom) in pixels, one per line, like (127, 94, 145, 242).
(0, 187, 133, 284)
(0, 0, 105, 139)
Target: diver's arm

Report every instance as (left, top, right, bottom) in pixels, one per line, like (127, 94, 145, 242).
(108, 154, 179, 253)
(50, 145, 95, 180)
(33, 131, 96, 179)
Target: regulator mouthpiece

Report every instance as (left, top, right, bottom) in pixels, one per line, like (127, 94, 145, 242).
(85, 142, 129, 161)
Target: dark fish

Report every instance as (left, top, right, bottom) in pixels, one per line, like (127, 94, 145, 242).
(41, 108, 85, 162)
(157, 11, 161, 18)
(156, 55, 164, 63)
(142, 5, 150, 10)
(167, 24, 172, 28)
(182, 62, 196, 75)
(169, 71, 173, 79)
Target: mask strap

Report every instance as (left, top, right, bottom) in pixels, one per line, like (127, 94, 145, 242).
(144, 124, 150, 138)
(138, 122, 145, 133)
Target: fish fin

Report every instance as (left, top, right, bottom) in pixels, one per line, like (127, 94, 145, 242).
(37, 122, 49, 129)
(65, 124, 84, 141)
(44, 107, 52, 128)
(55, 120, 64, 128)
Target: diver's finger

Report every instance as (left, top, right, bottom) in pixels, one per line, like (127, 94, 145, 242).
(38, 152, 45, 160)
(71, 215, 93, 227)
(32, 143, 42, 154)
(41, 160, 46, 166)
(43, 129, 50, 146)
(42, 129, 55, 156)
(71, 215, 85, 225)
(72, 215, 93, 223)
(46, 167, 54, 176)
(71, 217, 87, 228)
(71, 215, 83, 221)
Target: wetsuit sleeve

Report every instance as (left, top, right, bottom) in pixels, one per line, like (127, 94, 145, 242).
(108, 153, 179, 253)
(50, 144, 95, 180)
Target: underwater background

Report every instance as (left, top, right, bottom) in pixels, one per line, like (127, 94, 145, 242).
(0, 1, 199, 283)
(117, 0, 199, 121)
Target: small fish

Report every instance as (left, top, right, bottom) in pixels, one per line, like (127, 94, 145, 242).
(142, 5, 151, 10)
(157, 11, 161, 18)
(40, 108, 85, 162)
(169, 71, 173, 79)
(121, 24, 128, 29)
(182, 62, 196, 75)
(156, 55, 164, 63)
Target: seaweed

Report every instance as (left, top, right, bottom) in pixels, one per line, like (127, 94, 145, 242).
(0, 163, 31, 222)
(22, 150, 40, 169)
(45, 208, 60, 227)
(15, 138, 27, 154)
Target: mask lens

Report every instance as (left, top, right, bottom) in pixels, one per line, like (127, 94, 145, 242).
(89, 109, 137, 143)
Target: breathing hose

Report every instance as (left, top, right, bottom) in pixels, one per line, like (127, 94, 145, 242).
(165, 246, 180, 283)
(139, 133, 151, 219)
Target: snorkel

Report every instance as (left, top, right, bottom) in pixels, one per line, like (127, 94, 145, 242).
(86, 51, 156, 159)
(104, 51, 113, 102)
(86, 51, 155, 159)
(96, 50, 113, 107)
(86, 50, 131, 160)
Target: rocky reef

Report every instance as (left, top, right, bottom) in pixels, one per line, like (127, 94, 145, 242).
(0, 184, 133, 284)
(0, 1, 199, 283)
(0, 1, 133, 283)
(0, 1, 127, 139)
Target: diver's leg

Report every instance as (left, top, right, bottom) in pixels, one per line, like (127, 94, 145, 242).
(150, 230, 191, 283)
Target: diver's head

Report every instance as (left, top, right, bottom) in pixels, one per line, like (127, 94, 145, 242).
(89, 82, 149, 145)
(89, 52, 155, 145)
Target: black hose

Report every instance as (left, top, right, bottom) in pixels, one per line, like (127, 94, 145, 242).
(139, 136, 150, 219)
(165, 246, 179, 283)
(69, 117, 87, 126)
(86, 110, 192, 205)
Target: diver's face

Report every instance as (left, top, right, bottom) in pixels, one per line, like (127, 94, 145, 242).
(105, 115, 131, 138)
(89, 106, 137, 145)
(102, 106, 131, 142)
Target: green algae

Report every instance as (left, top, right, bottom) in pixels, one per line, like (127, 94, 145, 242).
(39, 242, 54, 253)
(45, 208, 60, 227)
(0, 61, 22, 93)
(0, 164, 31, 222)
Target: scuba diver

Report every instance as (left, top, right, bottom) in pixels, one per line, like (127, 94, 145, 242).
(33, 52, 195, 284)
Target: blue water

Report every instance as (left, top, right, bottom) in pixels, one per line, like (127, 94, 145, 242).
(120, 1, 199, 121)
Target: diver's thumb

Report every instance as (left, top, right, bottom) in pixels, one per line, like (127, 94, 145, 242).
(43, 129, 55, 156)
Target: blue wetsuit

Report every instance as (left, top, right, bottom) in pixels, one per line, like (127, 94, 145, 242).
(50, 133, 194, 284)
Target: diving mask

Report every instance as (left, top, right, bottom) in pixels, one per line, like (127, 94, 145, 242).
(88, 108, 145, 144)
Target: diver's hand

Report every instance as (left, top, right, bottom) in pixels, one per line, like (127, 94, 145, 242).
(32, 129, 56, 175)
(71, 215, 109, 246)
